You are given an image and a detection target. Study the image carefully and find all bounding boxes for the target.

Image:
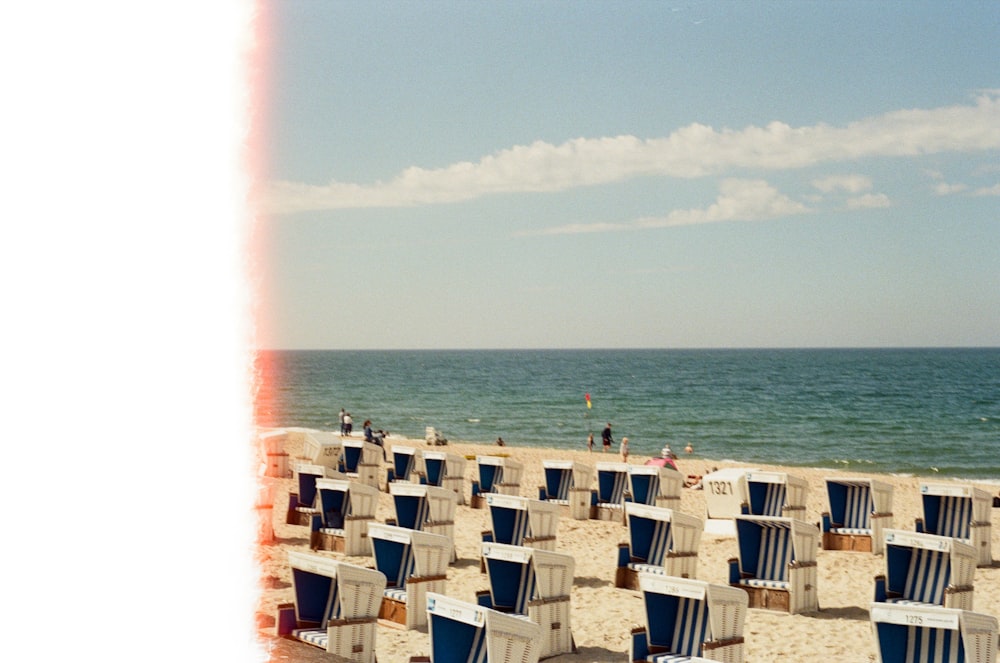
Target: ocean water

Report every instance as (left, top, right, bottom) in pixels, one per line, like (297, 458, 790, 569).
(254, 348, 1000, 481)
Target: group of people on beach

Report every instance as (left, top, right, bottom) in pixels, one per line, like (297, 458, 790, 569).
(338, 407, 388, 449)
(586, 421, 694, 462)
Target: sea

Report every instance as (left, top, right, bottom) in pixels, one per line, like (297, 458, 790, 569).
(253, 348, 1000, 482)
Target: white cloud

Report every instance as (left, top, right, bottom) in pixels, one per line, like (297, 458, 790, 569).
(263, 93, 1000, 214)
(846, 193, 891, 209)
(933, 182, 969, 195)
(973, 183, 1000, 196)
(812, 174, 872, 193)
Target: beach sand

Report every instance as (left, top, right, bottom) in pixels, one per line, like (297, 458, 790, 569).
(255, 434, 1000, 662)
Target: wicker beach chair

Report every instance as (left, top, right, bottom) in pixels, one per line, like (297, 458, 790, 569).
(628, 464, 685, 510)
(728, 515, 819, 614)
(870, 602, 998, 663)
(340, 439, 383, 489)
(386, 444, 421, 487)
(481, 493, 560, 552)
(471, 455, 524, 508)
(476, 542, 576, 659)
(276, 552, 386, 663)
(616, 502, 703, 590)
(388, 482, 458, 562)
(301, 430, 344, 471)
(419, 450, 467, 505)
(874, 529, 977, 610)
(368, 523, 450, 630)
(822, 477, 894, 554)
(538, 460, 595, 520)
(410, 592, 542, 663)
(593, 461, 630, 522)
(916, 483, 992, 567)
(286, 462, 350, 526)
(741, 471, 808, 519)
(309, 477, 380, 556)
(629, 573, 749, 663)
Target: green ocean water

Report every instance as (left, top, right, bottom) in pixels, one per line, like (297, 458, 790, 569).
(254, 348, 1000, 481)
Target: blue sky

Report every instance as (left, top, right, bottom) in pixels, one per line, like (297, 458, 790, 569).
(256, 1, 1000, 350)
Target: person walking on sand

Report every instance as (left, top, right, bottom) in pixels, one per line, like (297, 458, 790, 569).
(601, 423, 613, 452)
(620, 436, 629, 462)
(339, 408, 346, 435)
(587, 433, 594, 452)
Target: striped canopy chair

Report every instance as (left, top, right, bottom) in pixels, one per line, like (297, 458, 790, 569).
(916, 483, 992, 567)
(276, 552, 386, 663)
(741, 471, 808, 519)
(822, 477, 894, 554)
(340, 439, 383, 489)
(309, 478, 380, 556)
(628, 464, 685, 511)
(728, 515, 819, 614)
(630, 573, 749, 663)
(386, 445, 421, 488)
(286, 462, 349, 526)
(476, 542, 576, 659)
(538, 460, 595, 520)
(388, 482, 457, 562)
(416, 592, 542, 663)
(471, 456, 524, 508)
(301, 430, 343, 471)
(870, 602, 998, 663)
(874, 529, 976, 611)
(616, 502, 704, 590)
(420, 450, 468, 505)
(482, 493, 560, 552)
(367, 523, 450, 630)
(593, 461, 631, 522)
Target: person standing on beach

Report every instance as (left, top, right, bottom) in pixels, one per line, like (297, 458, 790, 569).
(620, 436, 629, 462)
(587, 433, 594, 452)
(343, 412, 353, 436)
(601, 423, 613, 452)
(339, 408, 345, 435)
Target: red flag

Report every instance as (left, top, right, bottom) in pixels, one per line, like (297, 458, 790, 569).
(585, 393, 592, 409)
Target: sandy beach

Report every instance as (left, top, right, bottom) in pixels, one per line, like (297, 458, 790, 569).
(255, 432, 1000, 662)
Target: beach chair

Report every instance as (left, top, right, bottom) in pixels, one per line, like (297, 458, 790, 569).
(412, 592, 542, 663)
(286, 462, 349, 526)
(471, 455, 524, 508)
(301, 430, 344, 471)
(386, 445, 421, 487)
(728, 515, 819, 614)
(420, 450, 467, 505)
(367, 523, 450, 630)
(276, 551, 386, 663)
(482, 493, 560, 552)
(476, 542, 576, 659)
(340, 439, 383, 489)
(630, 573, 749, 663)
(870, 602, 998, 663)
(616, 502, 704, 590)
(916, 483, 992, 567)
(593, 461, 631, 522)
(741, 471, 808, 519)
(538, 460, 595, 520)
(388, 482, 458, 561)
(258, 428, 290, 478)
(628, 464, 685, 510)
(702, 468, 755, 535)
(822, 477, 894, 554)
(309, 477, 380, 556)
(424, 426, 447, 446)
(874, 529, 977, 610)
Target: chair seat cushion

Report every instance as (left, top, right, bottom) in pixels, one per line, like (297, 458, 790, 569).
(383, 587, 408, 602)
(318, 528, 345, 536)
(627, 562, 666, 576)
(295, 506, 320, 514)
(739, 578, 789, 590)
(829, 527, 871, 535)
(648, 654, 696, 662)
(293, 628, 327, 649)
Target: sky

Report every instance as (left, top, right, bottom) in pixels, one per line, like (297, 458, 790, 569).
(255, 1, 1000, 350)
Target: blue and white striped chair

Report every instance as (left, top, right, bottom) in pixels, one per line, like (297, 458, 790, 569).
(630, 573, 748, 663)
(309, 478, 380, 556)
(628, 464, 685, 511)
(538, 460, 594, 520)
(742, 471, 808, 519)
(386, 445, 420, 487)
(917, 483, 992, 567)
(276, 551, 386, 663)
(616, 502, 703, 590)
(339, 439, 383, 489)
(419, 592, 542, 663)
(481, 493, 560, 551)
(471, 456, 524, 508)
(870, 602, 997, 663)
(419, 450, 467, 505)
(388, 482, 457, 562)
(368, 523, 450, 630)
(285, 462, 349, 526)
(874, 529, 976, 610)
(477, 542, 576, 658)
(593, 461, 630, 522)
(822, 477, 894, 554)
(728, 515, 819, 614)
